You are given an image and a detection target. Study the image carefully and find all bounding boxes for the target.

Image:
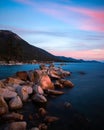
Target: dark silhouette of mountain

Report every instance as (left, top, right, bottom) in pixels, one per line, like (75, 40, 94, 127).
(0, 30, 60, 62)
(0, 30, 99, 63)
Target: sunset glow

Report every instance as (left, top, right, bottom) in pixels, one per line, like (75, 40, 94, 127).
(0, 0, 104, 61)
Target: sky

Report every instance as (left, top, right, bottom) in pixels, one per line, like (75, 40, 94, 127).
(0, 0, 104, 61)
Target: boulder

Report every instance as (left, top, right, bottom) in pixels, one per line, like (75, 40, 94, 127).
(9, 96, 23, 110)
(0, 88, 17, 99)
(6, 77, 25, 85)
(0, 96, 8, 115)
(1, 112, 23, 121)
(27, 70, 35, 82)
(33, 85, 44, 95)
(16, 86, 29, 102)
(0, 81, 5, 88)
(58, 79, 74, 88)
(40, 75, 54, 90)
(7, 121, 27, 130)
(16, 71, 28, 81)
(34, 70, 54, 90)
(32, 94, 47, 103)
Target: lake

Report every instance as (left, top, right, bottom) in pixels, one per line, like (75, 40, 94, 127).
(0, 62, 104, 130)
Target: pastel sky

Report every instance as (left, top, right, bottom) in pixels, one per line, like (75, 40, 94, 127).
(0, 0, 104, 61)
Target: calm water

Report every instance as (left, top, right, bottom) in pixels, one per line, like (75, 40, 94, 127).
(0, 63, 104, 129)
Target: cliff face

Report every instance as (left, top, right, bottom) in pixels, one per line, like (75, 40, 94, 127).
(0, 30, 58, 62)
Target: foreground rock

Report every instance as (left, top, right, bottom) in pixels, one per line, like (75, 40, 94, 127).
(0, 96, 8, 115)
(32, 94, 47, 103)
(0, 88, 17, 99)
(1, 112, 23, 121)
(6, 121, 27, 130)
(9, 96, 23, 110)
(16, 86, 32, 102)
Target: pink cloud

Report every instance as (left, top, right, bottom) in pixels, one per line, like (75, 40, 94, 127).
(50, 49, 104, 61)
(13, 0, 104, 32)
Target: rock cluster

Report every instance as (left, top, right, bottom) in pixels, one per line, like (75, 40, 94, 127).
(0, 63, 74, 130)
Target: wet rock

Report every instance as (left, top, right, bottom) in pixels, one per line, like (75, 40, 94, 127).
(64, 101, 72, 108)
(39, 108, 47, 117)
(6, 77, 25, 85)
(9, 96, 23, 110)
(39, 123, 48, 130)
(33, 85, 44, 95)
(44, 116, 59, 123)
(45, 89, 64, 95)
(16, 71, 28, 81)
(34, 70, 54, 90)
(6, 121, 27, 130)
(0, 95, 8, 115)
(0, 88, 17, 99)
(54, 80, 64, 88)
(16, 86, 32, 102)
(59, 79, 74, 88)
(32, 94, 47, 103)
(28, 70, 35, 82)
(1, 112, 23, 121)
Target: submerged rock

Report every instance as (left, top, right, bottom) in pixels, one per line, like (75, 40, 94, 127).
(0, 96, 8, 115)
(44, 116, 59, 123)
(45, 89, 64, 95)
(9, 96, 23, 110)
(6, 121, 27, 130)
(64, 101, 72, 108)
(39, 107, 47, 117)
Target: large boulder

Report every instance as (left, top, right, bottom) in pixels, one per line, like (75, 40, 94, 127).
(34, 70, 54, 90)
(0, 96, 8, 115)
(9, 96, 23, 110)
(16, 71, 28, 81)
(0, 88, 17, 99)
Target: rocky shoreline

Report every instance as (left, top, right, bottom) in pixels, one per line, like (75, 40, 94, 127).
(0, 63, 76, 130)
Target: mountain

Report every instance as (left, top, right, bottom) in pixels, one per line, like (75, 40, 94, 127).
(0, 30, 99, 63)
(0, 30, 60, 62)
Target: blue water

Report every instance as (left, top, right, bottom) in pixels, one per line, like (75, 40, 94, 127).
(0, 63, 104, 129)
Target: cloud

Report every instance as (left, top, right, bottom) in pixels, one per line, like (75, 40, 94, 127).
(51, 49, 104, 61)
(13, 0, 104, 32)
